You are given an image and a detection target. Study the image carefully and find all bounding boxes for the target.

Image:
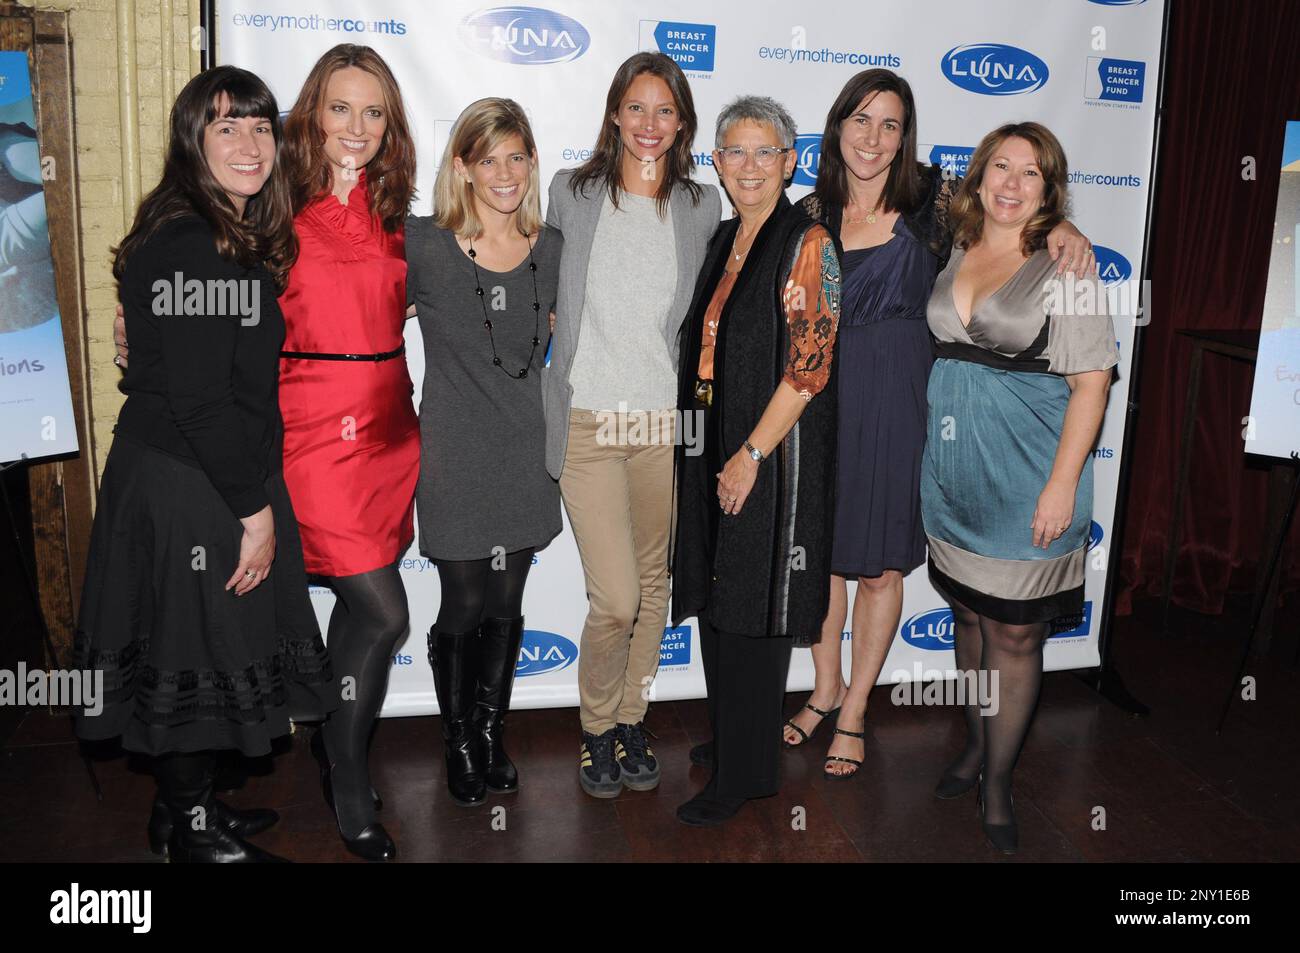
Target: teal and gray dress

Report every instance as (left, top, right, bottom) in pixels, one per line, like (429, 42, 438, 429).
(920, 247, 1118, 624)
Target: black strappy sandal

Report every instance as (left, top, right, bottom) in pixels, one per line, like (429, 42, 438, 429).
(782, 701, 840, 749)
(823, 726, 865, 780)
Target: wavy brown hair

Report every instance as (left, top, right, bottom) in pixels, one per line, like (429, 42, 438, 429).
(949, 121, 1070, 256)
(281, 44, 416, 232)
(112, 66, 296, 288)
(814, 69, 925, 217)
(569, 51, 702, 216)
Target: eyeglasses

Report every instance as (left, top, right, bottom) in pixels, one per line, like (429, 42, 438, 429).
(715, 146, 792, 168)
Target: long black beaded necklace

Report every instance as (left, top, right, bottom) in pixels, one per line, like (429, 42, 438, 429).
(467, 234, 542, 379)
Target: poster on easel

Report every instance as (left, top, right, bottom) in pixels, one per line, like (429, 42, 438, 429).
(1247, 120, 1300, 459)
(0, 50, 78, 465)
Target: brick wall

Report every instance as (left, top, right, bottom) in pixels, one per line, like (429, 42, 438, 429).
(42, 0, 201, 479)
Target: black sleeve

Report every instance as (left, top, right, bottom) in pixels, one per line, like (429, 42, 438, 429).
(153, 223, 270, 518)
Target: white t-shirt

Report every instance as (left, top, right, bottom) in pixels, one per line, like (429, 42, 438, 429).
(568, 191, 679, 412)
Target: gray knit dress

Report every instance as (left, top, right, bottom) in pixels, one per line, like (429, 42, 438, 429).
(405, 216, 563, 560)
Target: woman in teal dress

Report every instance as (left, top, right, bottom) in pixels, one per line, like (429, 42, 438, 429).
(921, 122, 1117, 854)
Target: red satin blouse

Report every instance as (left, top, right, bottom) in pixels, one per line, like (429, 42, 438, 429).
(277, 170, 419, 577)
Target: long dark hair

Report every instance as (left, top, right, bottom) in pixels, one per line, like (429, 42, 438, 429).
(814, 68, 925, 217)
(282, 44, 416, 232)
(112, 66, 297, 288)
(569, 51, 702, 215)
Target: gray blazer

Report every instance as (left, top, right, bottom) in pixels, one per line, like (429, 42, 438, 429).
(541, 168, 721, 479)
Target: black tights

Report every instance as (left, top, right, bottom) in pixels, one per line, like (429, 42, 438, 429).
(947, 596, 1048, 826)
(320, 564, 409, 837)
(433, 548, 533, 632)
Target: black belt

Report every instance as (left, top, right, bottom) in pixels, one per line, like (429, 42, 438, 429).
(280, 344, 405, 362)
(933, 340, 1051, 374)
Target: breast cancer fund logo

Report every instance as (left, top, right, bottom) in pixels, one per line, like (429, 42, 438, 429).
(460, 6, 590, 65)
(1049, 601, 1094, 639)
(928, 144, 974, 179)
(660, 625, 691, 666)
(639, 20, 715, 73)
(941, 43, 1048, 95)
(1085, 57, 1146, 108)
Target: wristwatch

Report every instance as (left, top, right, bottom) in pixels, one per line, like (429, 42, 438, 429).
(743, 440, 766, 463)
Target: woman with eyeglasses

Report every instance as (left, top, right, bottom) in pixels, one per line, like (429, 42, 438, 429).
(671, 95, 840, 826)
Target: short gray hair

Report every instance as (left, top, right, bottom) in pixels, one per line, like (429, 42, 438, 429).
(714, 95, 797, 150)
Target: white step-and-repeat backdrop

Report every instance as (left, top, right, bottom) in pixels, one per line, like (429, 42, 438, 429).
(215, 0, 1165, 716)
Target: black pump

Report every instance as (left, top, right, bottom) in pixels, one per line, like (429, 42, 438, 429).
(308, 729, 397, 862)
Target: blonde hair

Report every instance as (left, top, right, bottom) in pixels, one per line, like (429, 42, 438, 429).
(434, 98, 542, 238)
(949, 121, 1070, 257)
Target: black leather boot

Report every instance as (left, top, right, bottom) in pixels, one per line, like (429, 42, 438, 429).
(476, 616, 524, 794)
(147, 796, 279, 856)
(153, 752, 290, 863)
(428, 626, 487, 807)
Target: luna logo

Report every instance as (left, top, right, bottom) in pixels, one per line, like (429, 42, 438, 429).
(460, 6, 590, 65)
(1093, 245, 1132, 284)
(1089, 521, 1104, 550)
(792, 134, 821, 186)
(941, 43, 1049, 95)
(516, 629, 577, 676)
(900, 608, 956, 651)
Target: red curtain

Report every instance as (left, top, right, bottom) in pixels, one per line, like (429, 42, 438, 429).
(1118, 0, 1300, 614)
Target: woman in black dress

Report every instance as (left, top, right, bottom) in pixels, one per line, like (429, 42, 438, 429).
(73, 66, 334, 863)
(787, 70, 1096, 780)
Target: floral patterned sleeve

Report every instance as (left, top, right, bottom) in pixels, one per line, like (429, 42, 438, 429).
(782, 224, 840, 399)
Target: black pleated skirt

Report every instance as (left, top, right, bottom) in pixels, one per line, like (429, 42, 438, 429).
(72, 435, 336, 756)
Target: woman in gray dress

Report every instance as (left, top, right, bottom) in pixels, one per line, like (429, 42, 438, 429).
(921, 122, 1117, 853)
(406, 98, 562, 806)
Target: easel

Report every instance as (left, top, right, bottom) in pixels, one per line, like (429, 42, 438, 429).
(1218, 450, 1300, 731)
(0, 455, 102, 799)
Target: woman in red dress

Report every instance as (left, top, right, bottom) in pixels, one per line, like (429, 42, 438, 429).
(279, 44, 418, 862)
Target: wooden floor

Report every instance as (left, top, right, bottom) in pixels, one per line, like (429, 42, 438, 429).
(2, 596, 1296, 863)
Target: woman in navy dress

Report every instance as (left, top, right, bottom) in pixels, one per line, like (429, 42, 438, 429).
(790, 70, 1095, 780)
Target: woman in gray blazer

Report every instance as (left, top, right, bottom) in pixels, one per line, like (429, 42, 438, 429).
(541, 52, 720, 799)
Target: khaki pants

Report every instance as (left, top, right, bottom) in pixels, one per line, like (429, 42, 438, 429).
(560, 408, 675, 735)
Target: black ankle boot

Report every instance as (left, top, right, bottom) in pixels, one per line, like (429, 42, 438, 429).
(429, 626, 487, 807)
(476, 616, 524, 794)
(154, 752, 290, 863)
(147, 797, 279, 856)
